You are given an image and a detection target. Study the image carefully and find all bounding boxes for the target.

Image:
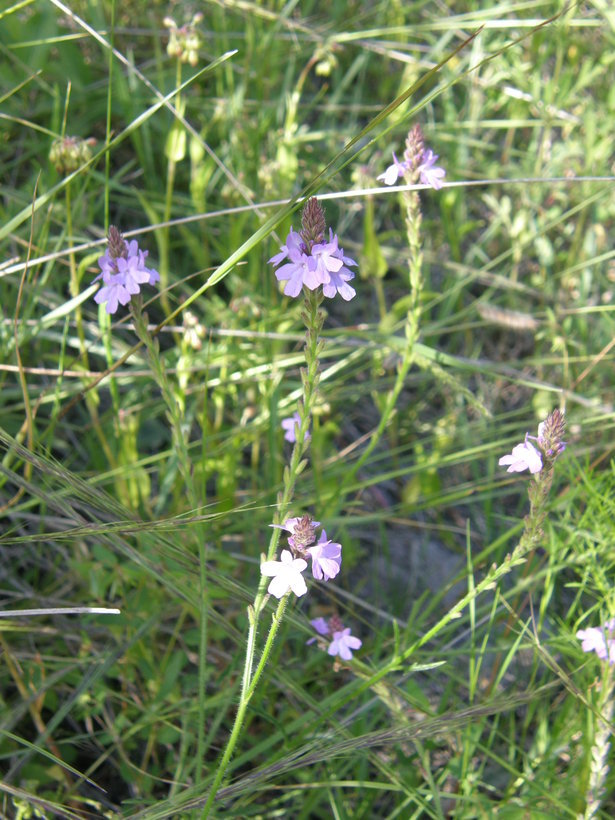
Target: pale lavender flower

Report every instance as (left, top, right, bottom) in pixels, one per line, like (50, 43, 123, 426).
(93, 273, 133, 315)
(260, 549, 308, 599)
(308, 615, 362, 660)
(281, 412, 310, 443)
(377, 151, 408, 186)
(307, 530, 342, 581)
(576, 619, 615, 664)
(312, 229, 357, 300)
(417, 149, 446, 190)
(310, 617, 330, 636)
(93, 227, 159, 315)
(499, 439, 543, 474)
(311, 231, 344, 280)
(499, 411, 566, 474)
(269, 228, 316, 297)
(271, 517, 343, 581)
(328, 627, 362, 661)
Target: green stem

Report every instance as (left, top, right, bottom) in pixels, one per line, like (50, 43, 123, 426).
(159, 60, 182, 318)
(196, 539, 208, 782)
(65, 182, 88, 370)
(335, 186, 423, 502)
(201, 287, 323, 814)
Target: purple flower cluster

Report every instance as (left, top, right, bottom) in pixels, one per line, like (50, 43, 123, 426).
(376, 125, 445, 190)
(577, 619, 615, 664)
(270, 227, 357, 301)
(378, 146, 446, 190)
(93, 226, 159, 315)
(269, 198, 357, 301)
(260, 515, 342, 599)
(308, 615, 362, 661)
(499, 410, 567, 475)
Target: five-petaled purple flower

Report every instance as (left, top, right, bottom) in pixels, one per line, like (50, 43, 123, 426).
(269, 199, 357, 301)
(281, 412, 310, 444)
(309, 615, 362, 661)
(576, 619, 615, 664)
(93, 226, 159, 315)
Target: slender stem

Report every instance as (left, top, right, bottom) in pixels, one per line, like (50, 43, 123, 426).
(159, 59, 182, 317)
(335, 185, 423, 501)
(201, 287, 323, 814)
(196, 539, 208, 782)
(65, 182, 88, 370)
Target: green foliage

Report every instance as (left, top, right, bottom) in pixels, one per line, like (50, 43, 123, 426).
(1, 1, 614, 817)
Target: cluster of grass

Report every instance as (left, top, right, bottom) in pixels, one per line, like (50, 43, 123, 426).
(1, 0, 615, 816)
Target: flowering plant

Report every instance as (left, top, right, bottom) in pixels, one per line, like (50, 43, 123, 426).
(93, 226, 159, 315)
(269, 199, 357, 300)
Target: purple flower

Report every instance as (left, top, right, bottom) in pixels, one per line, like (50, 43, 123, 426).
(308, 616, 362, 660)
(307, 530, 342, 581)
(268, 200, 357, 301)
(377, 152, 408, 186)
(269, 228, 315, 297)
(499, 439, 543, 474)
(576, 619, 615, 664)
(312, 231, 344, 280)
(260, 549, 308, 598)
(281, 412, 310, 444)
(417, 149, 446, 190)
(310, 617, 330, 636)
(328, 627, 362, 661)
(93, 228, 159, 315)
(93, 273, 133, 315)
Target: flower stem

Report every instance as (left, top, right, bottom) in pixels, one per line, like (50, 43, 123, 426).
(201, 286, 323, 813)
(334, 185, 422, 501)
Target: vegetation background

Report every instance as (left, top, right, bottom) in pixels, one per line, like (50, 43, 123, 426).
(1, 0, 614, 817)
